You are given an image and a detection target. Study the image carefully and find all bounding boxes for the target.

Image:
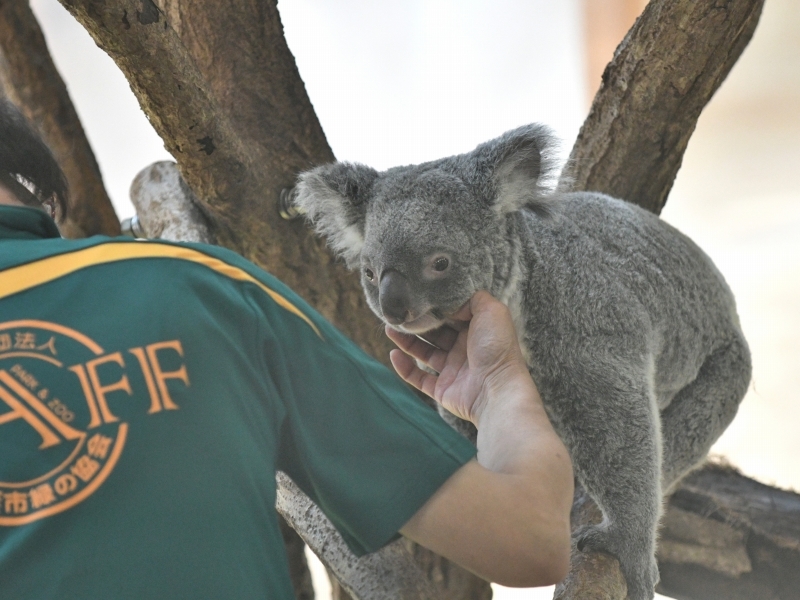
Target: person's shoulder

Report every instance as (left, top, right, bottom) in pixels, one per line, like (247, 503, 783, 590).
(139, 238, 328, 339)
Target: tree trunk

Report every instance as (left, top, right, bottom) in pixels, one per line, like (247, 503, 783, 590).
(56, 0, 379, 345)
(0, 0, 119, 237)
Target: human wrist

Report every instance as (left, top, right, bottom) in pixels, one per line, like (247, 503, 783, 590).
(473, 361, 540, 428)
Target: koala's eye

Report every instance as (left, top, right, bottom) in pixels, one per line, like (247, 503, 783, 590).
(364, 267, 375, 281)
(433, 257, 449, 272)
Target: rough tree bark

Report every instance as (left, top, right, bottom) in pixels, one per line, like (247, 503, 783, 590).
(56, 0, 384, 348)
(16, 0, 794, 598)
(280, 516, 315, 600)
(562, 0, 766, 215)
(277, 473, 443, 600)
(0, 0, 119, 237)
(658, 462, 800, 600)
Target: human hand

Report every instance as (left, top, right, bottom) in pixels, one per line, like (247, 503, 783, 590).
(386, 291, 530, 426)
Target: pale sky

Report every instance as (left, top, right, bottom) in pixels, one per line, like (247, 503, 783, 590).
(29, 0, 586, 220)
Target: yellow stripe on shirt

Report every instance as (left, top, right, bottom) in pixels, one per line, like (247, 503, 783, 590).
(0, 242, 323, 339)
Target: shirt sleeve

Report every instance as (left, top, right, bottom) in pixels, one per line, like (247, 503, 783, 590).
(244, 280, 477, 556)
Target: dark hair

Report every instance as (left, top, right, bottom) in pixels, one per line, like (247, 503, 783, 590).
(0, 98, 68, 219)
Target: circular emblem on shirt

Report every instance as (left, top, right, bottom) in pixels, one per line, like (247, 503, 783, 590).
(0, 320, 127, 526)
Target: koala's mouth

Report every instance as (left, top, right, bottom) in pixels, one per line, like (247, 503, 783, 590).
(392, 307, 454, 335)
(394, 313, 443, 335)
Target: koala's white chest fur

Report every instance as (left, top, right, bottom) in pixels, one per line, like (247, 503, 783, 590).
(497, 256, 532, 366)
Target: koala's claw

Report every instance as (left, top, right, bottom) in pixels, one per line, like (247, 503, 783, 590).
(574, 525, 658, 600)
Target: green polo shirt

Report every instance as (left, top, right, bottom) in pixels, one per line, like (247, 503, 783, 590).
(0, 206, 476, 599)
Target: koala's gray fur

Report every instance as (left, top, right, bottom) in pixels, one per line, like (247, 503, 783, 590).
(295, 124, 751, 600)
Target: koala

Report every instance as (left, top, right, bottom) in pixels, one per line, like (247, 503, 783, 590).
(294, 124, 751, 600)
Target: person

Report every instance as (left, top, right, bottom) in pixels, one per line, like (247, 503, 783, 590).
(0, 99, 573, 598)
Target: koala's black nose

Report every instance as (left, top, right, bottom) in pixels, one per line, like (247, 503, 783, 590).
(379, 270, 411, 325)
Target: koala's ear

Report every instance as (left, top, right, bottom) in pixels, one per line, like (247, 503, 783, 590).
(294, 162, 378, 268)
(470, 123, 560, 216)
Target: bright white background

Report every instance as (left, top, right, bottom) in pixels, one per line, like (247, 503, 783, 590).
(26, 1, 800, 598)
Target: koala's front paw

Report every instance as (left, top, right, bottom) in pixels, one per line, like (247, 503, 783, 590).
(574, 524, 658, 600)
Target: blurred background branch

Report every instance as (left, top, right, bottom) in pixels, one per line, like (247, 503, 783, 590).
(0, 0, 118, 237)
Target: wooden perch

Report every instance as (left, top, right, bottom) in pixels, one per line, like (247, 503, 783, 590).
(276, 473, 442, 600)
(555, 462, 800, 600)
(129, 161, 213, 244)
(657, 462, 800, 600)
(0, 0, 119, 237)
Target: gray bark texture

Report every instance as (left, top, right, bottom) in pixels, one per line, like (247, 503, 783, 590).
(0, 0, 119, 237)
(280, 515, 316, 600)
(562, 0, 766, 215)
(47, 0, 800, 599)
(276, 473, 444, 600)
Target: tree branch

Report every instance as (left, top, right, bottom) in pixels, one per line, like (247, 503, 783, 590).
(562, 0, 765, 214)
(556, 463, 800, 600)
(56, 0, 383, 354)
(277, 473, 442, 600)
(657, 462, 800, 600)
(0, 0, 119, 237)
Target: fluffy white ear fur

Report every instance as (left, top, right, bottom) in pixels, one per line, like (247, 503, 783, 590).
(294, 169, 365, 268)
(489, 124, 560, 217)
(494, 146, 545, 215)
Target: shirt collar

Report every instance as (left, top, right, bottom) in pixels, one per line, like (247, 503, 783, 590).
(0, 205, 61, 240)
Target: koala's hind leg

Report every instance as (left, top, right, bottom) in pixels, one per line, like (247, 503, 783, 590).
(659, 337, 751, 490)
(561, 381, 662, 600)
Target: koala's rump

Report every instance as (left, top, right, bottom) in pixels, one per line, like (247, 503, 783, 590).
(518, 192, 744, 413)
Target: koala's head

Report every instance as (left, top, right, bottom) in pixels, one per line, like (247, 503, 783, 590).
(295, 124, 558, 333)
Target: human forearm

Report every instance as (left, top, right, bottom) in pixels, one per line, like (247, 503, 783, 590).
(392, 293, 574, 586)
(400, 371, 573, 587)
(473, 365, 573, 583)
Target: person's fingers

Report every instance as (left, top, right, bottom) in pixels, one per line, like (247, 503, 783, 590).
(469, 290, 503, 320)
(389, 348, 417, 383)
(389, 349, 438, 399)
(386, 326, 458, 373)
(449, 299, 473, 323)
(387, 327, 439, 360)
(418, 326, 459, 353)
